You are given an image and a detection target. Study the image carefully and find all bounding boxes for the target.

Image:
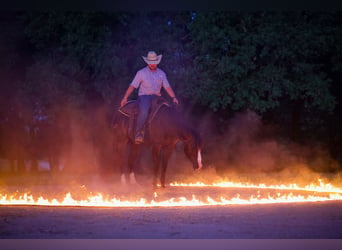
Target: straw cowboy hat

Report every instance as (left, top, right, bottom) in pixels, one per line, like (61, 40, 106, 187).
(142, 51, 162, 65)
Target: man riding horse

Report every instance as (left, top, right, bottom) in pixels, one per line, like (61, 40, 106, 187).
(116, 51, 202, 187)
(120, 51, 179, 144)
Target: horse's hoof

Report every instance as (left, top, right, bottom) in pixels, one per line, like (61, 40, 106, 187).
(120, 174, 127, 185)
(129, 172, 137, 185)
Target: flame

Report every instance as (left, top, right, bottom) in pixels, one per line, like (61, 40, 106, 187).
(1, 179, 342, 208)
(170, 178, 342, 193)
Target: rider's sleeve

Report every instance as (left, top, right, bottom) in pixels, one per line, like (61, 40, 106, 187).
(161, 71, 170, 88)
(130, 71, 142, 88)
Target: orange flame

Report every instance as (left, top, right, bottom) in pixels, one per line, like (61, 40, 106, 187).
(1, 179, 341, 208)
(170, 178, 342, 193)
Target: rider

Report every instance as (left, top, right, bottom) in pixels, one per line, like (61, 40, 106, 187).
(120, 51, 179, 144)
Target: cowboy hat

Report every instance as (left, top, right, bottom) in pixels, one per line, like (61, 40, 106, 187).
(142, 51, 162, 65)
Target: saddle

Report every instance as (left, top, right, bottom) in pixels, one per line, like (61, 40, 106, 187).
(118, 96, 170, 141)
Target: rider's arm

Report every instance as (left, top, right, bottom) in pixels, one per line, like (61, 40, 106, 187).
(120, 85, 135, 107)
(164, 86, 179, 105)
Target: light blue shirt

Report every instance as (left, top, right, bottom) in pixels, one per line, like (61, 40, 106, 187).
(130, 66, 171, 96)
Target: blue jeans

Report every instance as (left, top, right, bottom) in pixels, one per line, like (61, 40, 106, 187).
(136, 95, 156, 134)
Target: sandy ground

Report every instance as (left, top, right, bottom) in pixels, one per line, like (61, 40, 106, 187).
(1, 201, 342, 239)
(1, 170, 342, 240)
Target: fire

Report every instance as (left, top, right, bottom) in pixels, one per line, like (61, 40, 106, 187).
(1, 179, 342, 208)
(170, 178, 342, 193)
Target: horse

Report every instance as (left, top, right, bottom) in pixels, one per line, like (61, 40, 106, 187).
(112, 97, 203, 188)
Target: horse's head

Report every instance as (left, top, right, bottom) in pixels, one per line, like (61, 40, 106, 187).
(183, 130, 203, 171)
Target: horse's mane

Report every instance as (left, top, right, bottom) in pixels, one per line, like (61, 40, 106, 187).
(154, 105, 202, 148)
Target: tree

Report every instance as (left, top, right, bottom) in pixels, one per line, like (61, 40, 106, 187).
(180, 11, 342, 149)
(185, 12, 337, 115)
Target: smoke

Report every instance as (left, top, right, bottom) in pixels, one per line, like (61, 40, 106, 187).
(171, 108, 342, 186)
(1, 53, 341, 190)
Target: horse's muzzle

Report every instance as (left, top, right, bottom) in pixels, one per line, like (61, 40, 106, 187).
(193, 162, 203, 171)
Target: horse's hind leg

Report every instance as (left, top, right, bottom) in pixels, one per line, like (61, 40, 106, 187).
(127, 143, 141, 184)
(160, 145, 174, 188)
(114, 138, 127, 184)
(152, 145, 161, 187)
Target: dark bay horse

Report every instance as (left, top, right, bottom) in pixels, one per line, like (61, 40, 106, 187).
(112, 98, 203, 187)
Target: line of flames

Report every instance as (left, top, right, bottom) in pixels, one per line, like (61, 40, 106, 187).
(1, 179, 342, 208)
(169, 178, 342, 194)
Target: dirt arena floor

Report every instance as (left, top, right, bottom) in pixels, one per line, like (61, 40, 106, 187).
(1, 172, 342, 239)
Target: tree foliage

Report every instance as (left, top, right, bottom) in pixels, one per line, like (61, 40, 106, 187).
(185, 11, 339, 116)
(1, 11, 341, 151)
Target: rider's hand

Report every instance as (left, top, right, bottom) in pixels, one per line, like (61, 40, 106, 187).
(120, 97, 128, 107)
(172, 97, 179, 105)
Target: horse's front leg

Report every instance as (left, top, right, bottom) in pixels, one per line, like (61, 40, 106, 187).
(114, 138, 128, 185)
(127, 143, 141, 184)
(152, 145, 161, 187)
(160, 145, 174, 188)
